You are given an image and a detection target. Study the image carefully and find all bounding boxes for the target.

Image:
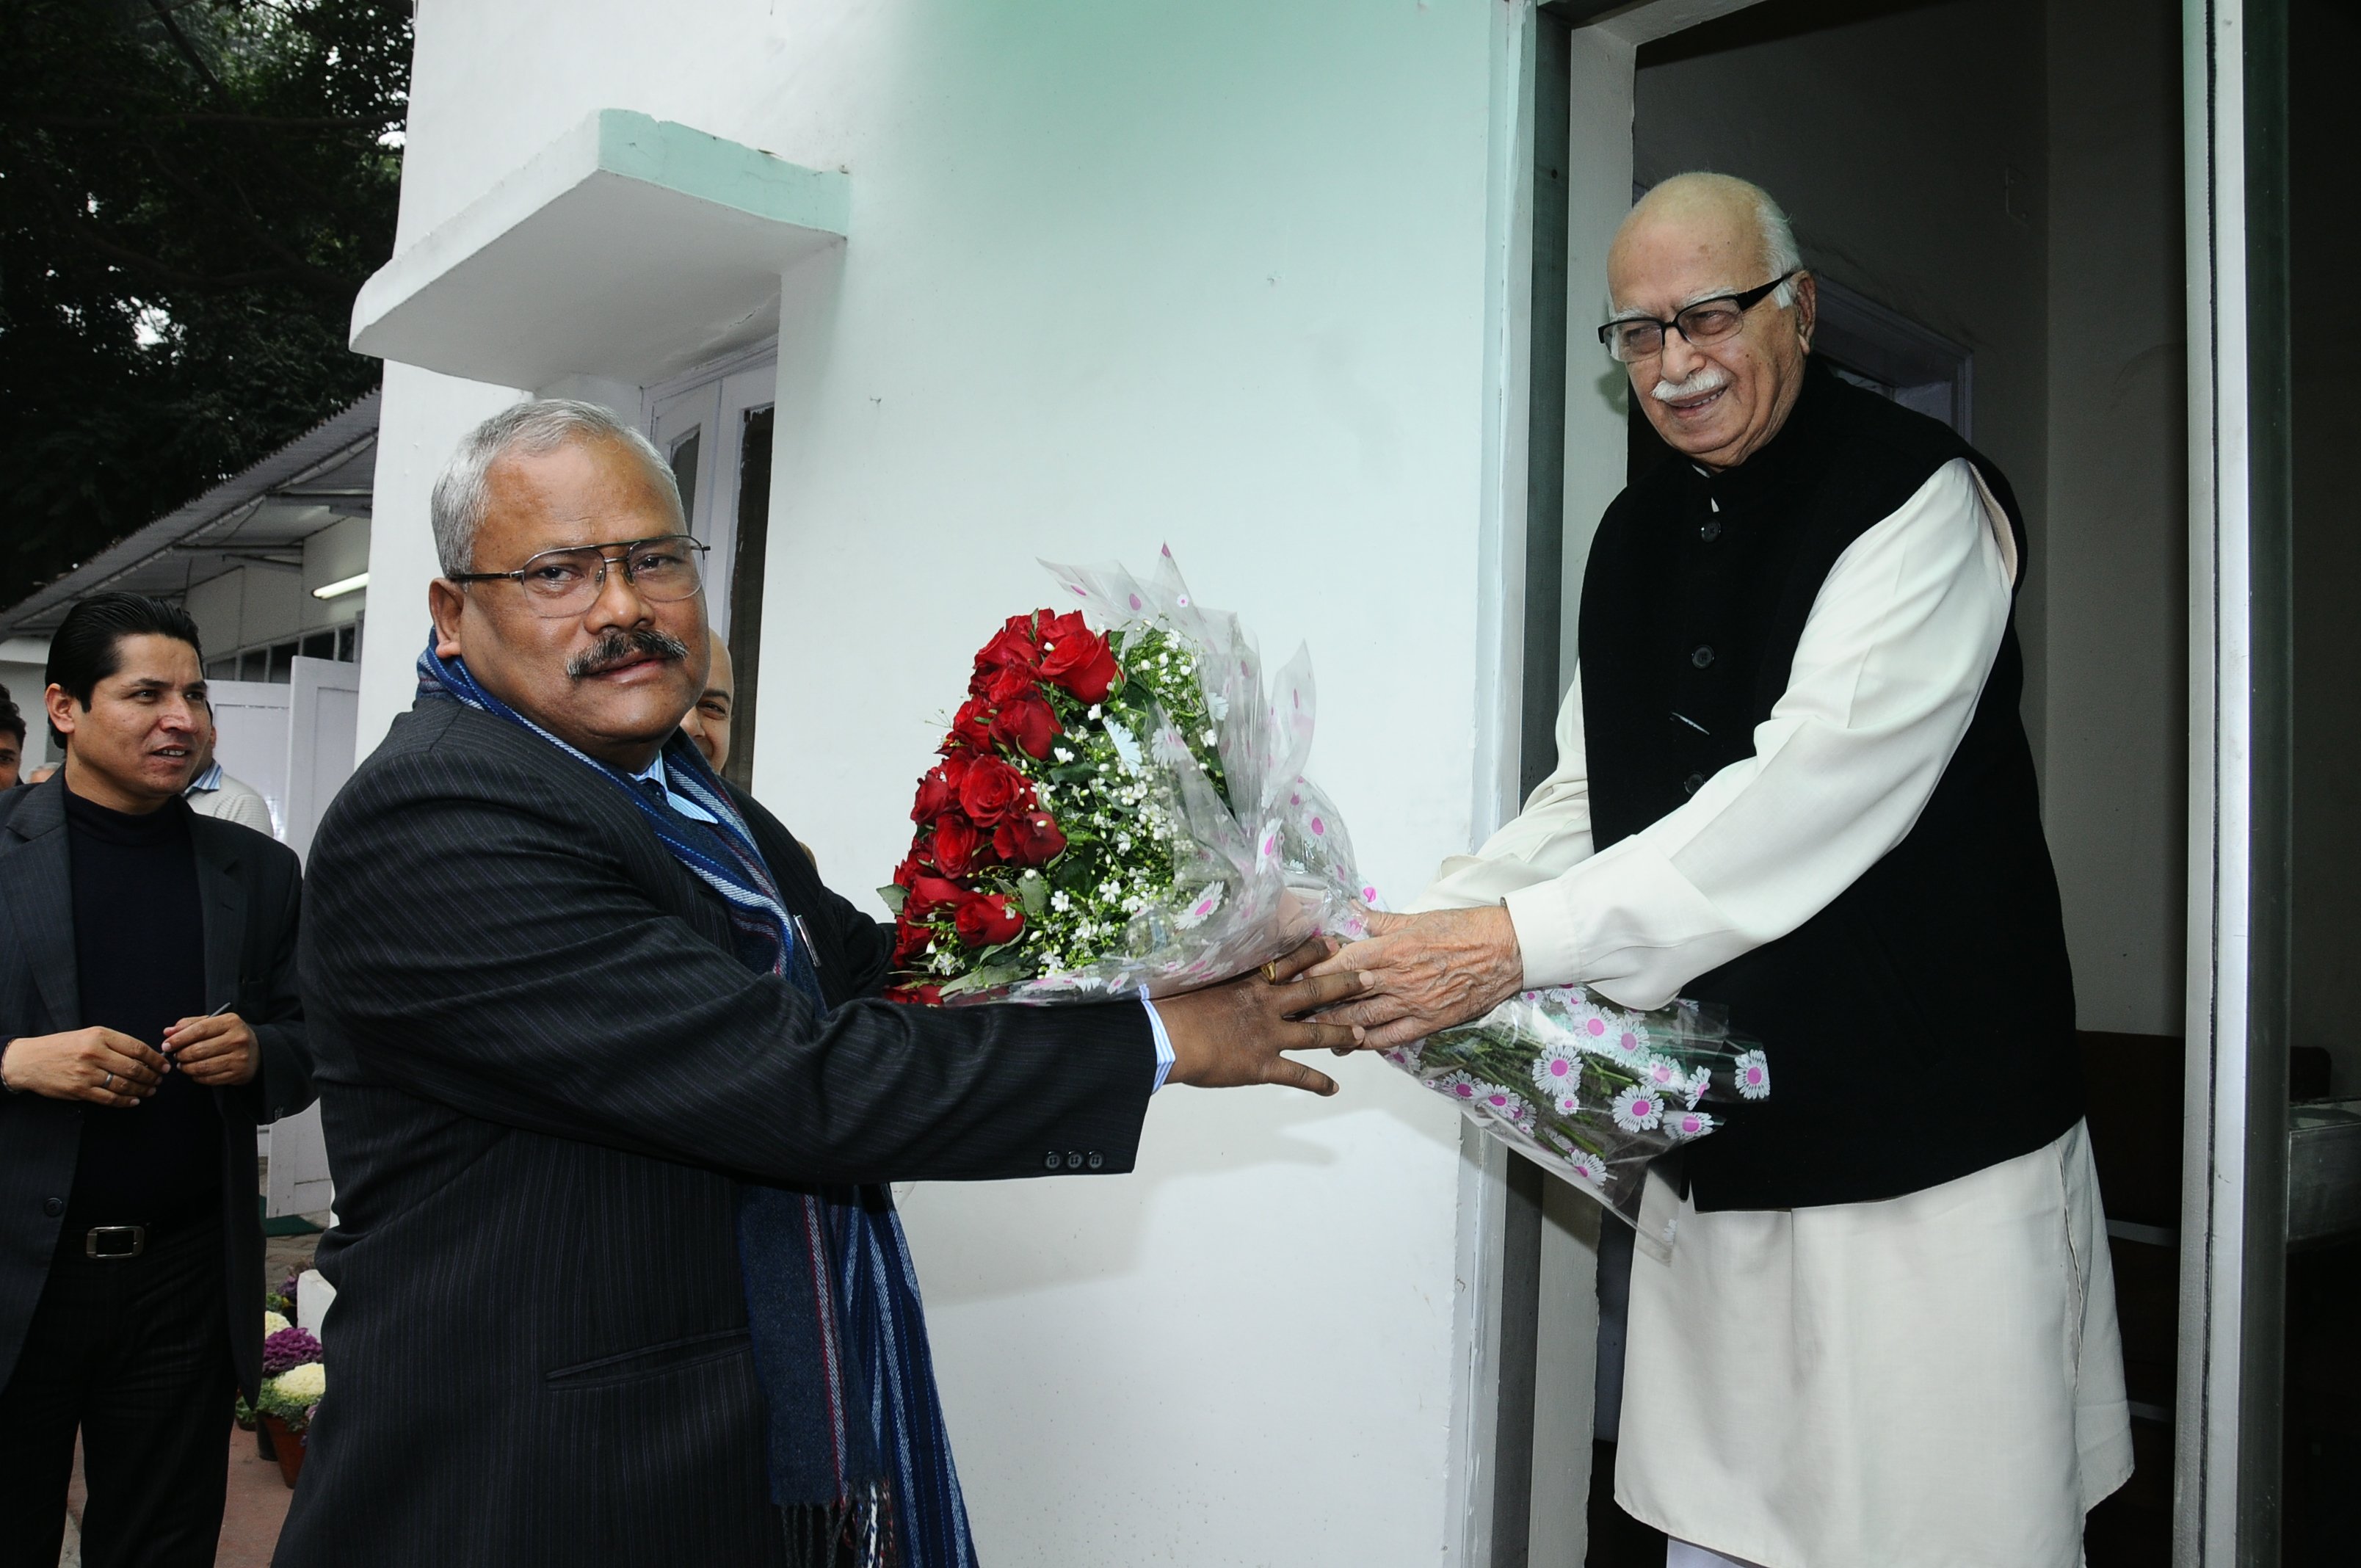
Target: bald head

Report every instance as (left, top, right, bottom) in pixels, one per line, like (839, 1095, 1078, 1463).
(679, 628, 735, 774)
(1606, 173, 1816, 470)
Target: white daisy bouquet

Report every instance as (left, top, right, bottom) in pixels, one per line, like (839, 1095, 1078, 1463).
(1385, 989, 1769, 1226)
(883, 550, 1366, 1003)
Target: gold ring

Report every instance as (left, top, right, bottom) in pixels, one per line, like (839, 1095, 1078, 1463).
(1260, 961, 1280, 983)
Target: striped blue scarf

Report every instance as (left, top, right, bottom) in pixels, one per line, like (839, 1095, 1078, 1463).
(416, 637, 973, 1568)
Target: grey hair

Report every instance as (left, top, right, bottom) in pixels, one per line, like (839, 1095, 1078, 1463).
(1752, 186, 1804, 307)
(429, 399, 686, 576)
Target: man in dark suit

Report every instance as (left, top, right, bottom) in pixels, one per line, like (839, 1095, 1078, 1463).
(275, 401, 1361, 1568)
(0, 592, 310, 1568)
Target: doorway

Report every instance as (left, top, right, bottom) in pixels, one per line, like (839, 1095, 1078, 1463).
(1473, 3, 2342, 1568)
(649, 347, 779, 792)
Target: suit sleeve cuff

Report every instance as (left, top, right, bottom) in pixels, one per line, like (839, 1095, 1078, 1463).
(1138, 989, 1176, 1092)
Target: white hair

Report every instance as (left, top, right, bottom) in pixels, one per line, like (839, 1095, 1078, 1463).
(429, 399, 685, 576)
(1752, 185, 1803, 306)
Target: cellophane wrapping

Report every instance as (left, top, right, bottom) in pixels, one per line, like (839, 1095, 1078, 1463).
(889, 551, 1766, 1227)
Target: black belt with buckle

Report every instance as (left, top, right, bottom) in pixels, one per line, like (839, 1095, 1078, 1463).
(84, 1224, 149, 1259)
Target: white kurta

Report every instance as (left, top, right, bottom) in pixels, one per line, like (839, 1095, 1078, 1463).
(1415, 458, 2133, 1566)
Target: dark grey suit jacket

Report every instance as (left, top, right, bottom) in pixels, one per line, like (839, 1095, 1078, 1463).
(274, 700, 1154, 1568)
(0, 775, 312, 1401)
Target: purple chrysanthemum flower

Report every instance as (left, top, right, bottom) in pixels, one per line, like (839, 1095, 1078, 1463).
(263, 1325, 322, 1376)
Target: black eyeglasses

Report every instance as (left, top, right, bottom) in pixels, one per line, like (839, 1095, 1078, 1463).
(448, 534, 708, 619)
(1596, 272, 1800, 363)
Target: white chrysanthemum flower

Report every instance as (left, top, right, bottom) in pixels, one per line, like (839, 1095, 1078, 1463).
(1641, 1056, 1685, 1093)
(1528, 1041, 1584, 1102)
(1175, 884, 1225, 929)
(1733, 1049, 1771, 1100)
(1477, 1085, 1533, 1125)
(1432, 1070, 1484, 1107)
(270, 1362, 326, 1403)
(263, 1310, 291, 1336)
(1610, 1084, 1664, 1133)
(1565, 1150, 1609, 1186)
(1562, 1000, 1647, 1058)
(1548, 1090, 1582, 1117)
(1666, 1108, 1716, 1139)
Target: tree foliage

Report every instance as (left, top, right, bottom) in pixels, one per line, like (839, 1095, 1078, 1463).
(0, 0, 410, 605)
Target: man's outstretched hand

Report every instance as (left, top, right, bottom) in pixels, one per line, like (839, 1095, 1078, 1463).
(1305, 907, 1525, 1051)
(1156, 937, 1368, 1097)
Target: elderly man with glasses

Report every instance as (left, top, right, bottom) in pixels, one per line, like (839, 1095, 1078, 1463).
(1314, 173, 2130, 1567)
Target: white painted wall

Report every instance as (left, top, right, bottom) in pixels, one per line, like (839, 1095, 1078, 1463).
(366, 1, 1516, 1560)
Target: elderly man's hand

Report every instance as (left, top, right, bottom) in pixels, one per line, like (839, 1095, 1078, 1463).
(1305, 907, 1525, 1051)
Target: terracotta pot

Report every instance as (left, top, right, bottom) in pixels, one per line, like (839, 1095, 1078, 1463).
(259, 1415, 306, 1487)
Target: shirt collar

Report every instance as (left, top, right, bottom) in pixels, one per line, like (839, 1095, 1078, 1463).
(184, 761, 225, 794)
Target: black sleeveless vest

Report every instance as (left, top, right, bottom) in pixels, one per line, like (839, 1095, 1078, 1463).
(1578, 363, 2079, 1211)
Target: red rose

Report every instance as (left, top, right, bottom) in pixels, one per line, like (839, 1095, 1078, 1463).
(953, 890, 1026, 948)
(891, 916, 930, 967)
(910, 761, 960, 822)
(902, 871, 969, 918)
(990, 692, 1062, 759)
(947, 698, 995, 752)
(926, 813, 991, 877)
(973, 614, 1041, 674)
(977, 663, 1042, 708)
(883, 982, 943, 1006)
(957, 753, 1029, 827)
(1037, 614, 1122, 703)
(993, 807, 1068, 866)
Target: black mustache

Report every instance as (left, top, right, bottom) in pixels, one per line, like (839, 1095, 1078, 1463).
(567, 628, 691, 680)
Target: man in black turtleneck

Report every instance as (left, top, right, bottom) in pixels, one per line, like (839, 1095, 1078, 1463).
(0, 593, 309, 1568)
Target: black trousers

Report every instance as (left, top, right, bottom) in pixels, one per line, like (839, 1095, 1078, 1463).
(0, 1216, 235, 1568)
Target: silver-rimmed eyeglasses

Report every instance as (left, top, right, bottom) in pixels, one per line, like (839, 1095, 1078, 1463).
(448, 534, 708, 618)
(1597, 272, 1799, 363)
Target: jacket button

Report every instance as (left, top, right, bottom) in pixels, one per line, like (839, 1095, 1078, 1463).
(1065, 1151, 1084, 1169)
(1087, 1152, 1104, 1171)
(1699, 520, 1723, 542)
(1683, 774, 1707, 796)
(1690, 645, 1715, 669)
(43, 1198, 64, 1218)
(1044, 1152, 1061, 1171)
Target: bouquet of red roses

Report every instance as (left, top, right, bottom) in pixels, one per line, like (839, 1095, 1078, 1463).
(882, 552, 1769, 1230)
(881, 550, 1363, 1004)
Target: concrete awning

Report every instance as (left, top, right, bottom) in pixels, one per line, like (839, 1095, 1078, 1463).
(349, 110, 850, 388)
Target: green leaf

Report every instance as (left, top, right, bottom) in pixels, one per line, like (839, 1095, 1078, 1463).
(1015, 871, 1050, 915)
(877, 884, 908, 915)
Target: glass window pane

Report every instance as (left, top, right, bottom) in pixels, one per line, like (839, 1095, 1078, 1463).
(669, 429, 702, 534)
(722, 407, 775, 791)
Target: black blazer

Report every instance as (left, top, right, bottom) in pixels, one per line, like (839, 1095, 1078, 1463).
(0, 775, 311, 1401)
(273, 700, 1154, 1568)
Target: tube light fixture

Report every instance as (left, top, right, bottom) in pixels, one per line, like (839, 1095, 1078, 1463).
(312, 572, 370, 600)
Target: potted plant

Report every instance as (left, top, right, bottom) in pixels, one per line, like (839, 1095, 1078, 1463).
(255, 1324, 324, 1487)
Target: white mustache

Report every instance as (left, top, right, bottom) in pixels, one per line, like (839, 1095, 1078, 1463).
(1651, 366, 1730, 404)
